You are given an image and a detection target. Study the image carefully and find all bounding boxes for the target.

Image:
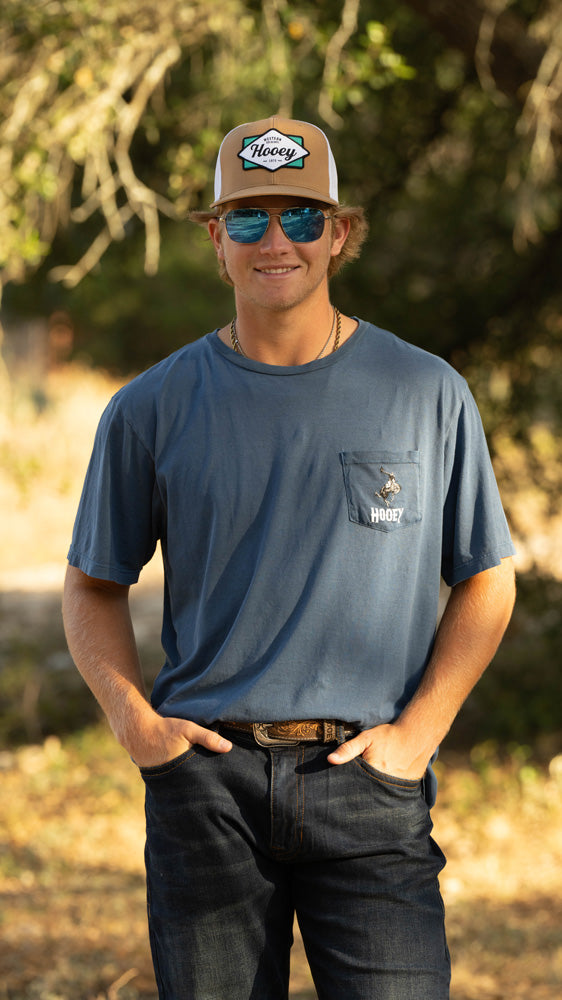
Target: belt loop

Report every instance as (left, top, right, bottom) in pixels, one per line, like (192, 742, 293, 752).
(336, 723, 347, 745)
(322, 720, 337, 743)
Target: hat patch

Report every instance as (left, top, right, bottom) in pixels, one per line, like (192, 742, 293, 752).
(238, 129, 309, 172)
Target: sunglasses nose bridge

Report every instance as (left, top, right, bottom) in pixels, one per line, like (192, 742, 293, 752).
(259, 212, 292, 246)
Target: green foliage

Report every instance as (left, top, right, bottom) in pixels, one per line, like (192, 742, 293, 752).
(451, 573, 562, 754)
(0, 0, 436, 288)
(0, 636, 99, 746)
(0, 0, 295, 283)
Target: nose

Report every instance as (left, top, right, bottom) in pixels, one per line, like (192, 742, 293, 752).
(260, 214, 291, 250)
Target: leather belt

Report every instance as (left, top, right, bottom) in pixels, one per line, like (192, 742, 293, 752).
(220, 719, 357, 747)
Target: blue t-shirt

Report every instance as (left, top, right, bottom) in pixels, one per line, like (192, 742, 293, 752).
(68, 320, 514, 731)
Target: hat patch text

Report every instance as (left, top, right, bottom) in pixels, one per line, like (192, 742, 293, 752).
(238, 130, 309, 172)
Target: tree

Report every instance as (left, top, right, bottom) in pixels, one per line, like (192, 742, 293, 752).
(400, 0, 562, 250)
(0, 0, 255, 288)
(3, 0, 558, 292)
(0, 0, 414, 292)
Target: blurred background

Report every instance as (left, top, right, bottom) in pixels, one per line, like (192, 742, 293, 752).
(1, 1, 561, 998)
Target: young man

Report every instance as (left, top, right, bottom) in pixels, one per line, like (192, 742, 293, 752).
(63, 116, 516, 1000)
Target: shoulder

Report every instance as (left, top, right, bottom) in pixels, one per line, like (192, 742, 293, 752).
(95, 334, 218, 449)
(357, 320, 468, 392)
(110, 334, 216, 412)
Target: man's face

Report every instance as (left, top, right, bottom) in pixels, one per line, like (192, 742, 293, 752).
(208, 196, 349, 314)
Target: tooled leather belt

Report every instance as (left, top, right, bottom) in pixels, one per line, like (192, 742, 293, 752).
(220, 719, 357, 747)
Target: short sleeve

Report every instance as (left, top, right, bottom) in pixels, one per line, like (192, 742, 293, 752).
(441, 382, 515, 587)
(67, 393, 162, 584)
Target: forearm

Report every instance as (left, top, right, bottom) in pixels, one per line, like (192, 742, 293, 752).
(329, 557, 515, 775)
(62, 565, 232, 765)
(396, 556, 516, 761)
(62, 565, 154, 749)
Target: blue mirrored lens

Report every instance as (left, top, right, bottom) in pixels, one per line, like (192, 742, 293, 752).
(224, 208, 326, 243)
(224, 209, 269, 243)
(280, 207, 326, 242)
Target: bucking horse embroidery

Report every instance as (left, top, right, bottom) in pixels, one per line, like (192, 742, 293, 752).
(374, 467, 401, 507)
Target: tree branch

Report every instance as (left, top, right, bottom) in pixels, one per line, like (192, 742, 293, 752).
(319, 0, 361, 128)
(401, 0, 549, 104)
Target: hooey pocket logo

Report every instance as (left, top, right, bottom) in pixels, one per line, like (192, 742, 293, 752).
(340, 451, 422, 532)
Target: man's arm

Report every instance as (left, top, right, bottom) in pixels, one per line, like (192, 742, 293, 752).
(327, 556, 516, 777)
(62, 565, 232, 766)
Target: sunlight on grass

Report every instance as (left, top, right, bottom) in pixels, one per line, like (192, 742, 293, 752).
(0, 364, 124, 582)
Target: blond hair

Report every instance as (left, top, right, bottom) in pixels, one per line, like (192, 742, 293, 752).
(188, 205, 368, 286)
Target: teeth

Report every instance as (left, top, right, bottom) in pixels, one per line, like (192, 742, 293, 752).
(260, 267, 294, 274)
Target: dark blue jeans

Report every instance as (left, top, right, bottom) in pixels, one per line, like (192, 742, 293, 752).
(141, 730, 450, 999)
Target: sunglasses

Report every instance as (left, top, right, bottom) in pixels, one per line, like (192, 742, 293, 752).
(218, 206, 332, 244)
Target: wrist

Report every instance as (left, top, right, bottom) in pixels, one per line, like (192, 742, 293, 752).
(111, 688, 160, 757)
(392, 710, 440, 765)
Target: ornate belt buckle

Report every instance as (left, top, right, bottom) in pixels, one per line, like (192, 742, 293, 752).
(252, 722, 300, 747)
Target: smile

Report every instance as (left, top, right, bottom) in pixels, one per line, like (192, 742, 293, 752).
(257, 266, 297, 274)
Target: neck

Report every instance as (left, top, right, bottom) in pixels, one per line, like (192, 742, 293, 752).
(225, 295, 352, 366)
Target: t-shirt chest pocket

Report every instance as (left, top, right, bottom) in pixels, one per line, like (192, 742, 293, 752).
(340, 451, 422, 531)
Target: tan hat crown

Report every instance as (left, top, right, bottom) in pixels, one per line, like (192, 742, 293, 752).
(211, 116, 339, 208)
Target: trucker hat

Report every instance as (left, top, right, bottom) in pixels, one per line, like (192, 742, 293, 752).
(210, 115, 339, 208)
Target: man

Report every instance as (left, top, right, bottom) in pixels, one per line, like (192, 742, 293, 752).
(63, 116, 516, 1000)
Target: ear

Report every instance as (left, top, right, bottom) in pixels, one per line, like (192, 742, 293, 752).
(330, 215, 351, 258)
(208, 218, 224, 259)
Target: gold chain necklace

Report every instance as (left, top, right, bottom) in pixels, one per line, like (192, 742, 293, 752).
(229, 317, 247, 357)
(230, 307, 341, 360)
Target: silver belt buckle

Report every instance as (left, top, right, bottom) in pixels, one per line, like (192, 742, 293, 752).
(252, 722, 300, 747)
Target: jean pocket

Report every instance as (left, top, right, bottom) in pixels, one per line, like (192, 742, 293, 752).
(353, 757, 422, 792)
(340, 450, 421, 531)
(139, 747, 198, 778)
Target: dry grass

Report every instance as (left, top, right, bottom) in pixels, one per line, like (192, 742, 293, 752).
(0, 363, 123, 586)
(434, 750, 562, 999)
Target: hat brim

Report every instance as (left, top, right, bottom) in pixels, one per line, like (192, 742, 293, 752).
(210, 182, 339, 209)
